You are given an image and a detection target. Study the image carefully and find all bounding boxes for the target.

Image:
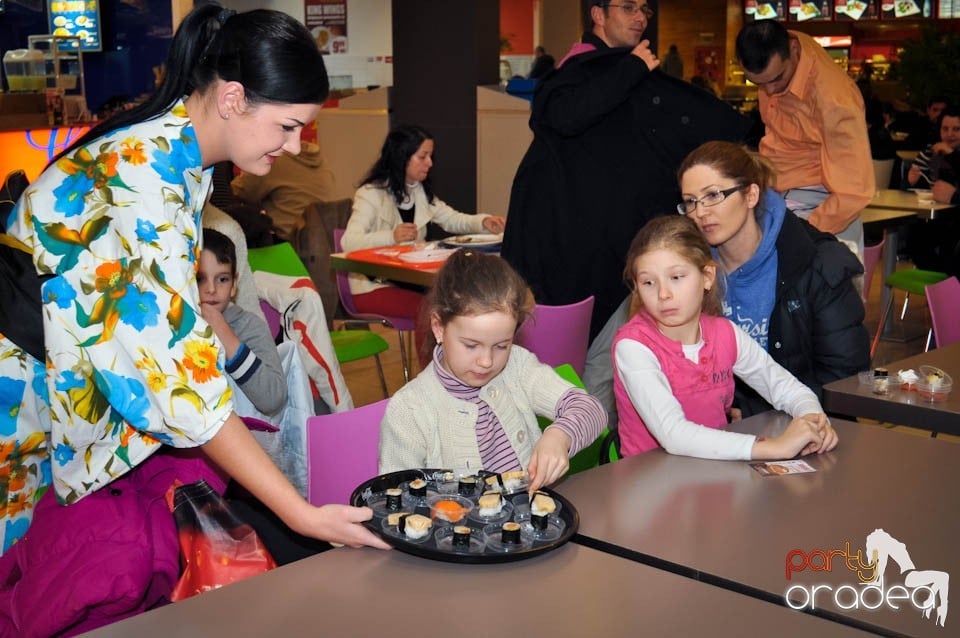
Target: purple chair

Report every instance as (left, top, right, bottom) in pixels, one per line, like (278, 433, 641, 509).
(333, 228, 417, 382)
(862, 233, 885, 302)
(514, 296, 595, 377)
(260, 300, 283, 342)
(306, 398, 388, 506)
(925, 276, 960, 349)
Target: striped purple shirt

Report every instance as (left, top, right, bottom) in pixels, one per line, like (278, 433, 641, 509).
(433, 346, 606, 472)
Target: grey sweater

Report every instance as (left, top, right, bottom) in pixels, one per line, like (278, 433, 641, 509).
(222, 304, 288, 417)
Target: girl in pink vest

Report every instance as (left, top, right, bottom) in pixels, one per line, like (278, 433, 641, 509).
(612, 216, 838, 459)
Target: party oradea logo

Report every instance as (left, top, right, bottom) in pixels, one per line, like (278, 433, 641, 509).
(785, 529, 949, 628)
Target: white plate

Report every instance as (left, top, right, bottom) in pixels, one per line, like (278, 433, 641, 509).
(441, 234, 504, 248)
(397, 248, 457, 264)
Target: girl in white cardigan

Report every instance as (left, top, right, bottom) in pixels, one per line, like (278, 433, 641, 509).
(379, 251, 605, 494)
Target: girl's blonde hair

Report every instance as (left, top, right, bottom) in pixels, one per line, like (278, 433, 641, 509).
(677, 141, 777, 217)
(622, 215, 723, 317)
(424, 250, 533, 350)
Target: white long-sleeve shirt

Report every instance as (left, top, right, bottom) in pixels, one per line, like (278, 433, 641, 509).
(614, 324, 822, 460)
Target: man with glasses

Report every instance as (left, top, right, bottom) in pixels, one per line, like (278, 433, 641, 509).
(736, 21, 873, 260)
(502, 0, 750, 344)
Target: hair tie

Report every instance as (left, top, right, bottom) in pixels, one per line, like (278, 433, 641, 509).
(217, 8, 236, 25)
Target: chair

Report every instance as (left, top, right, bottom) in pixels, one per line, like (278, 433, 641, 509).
(862, 234, 885, 300)
(872, 158, 895, 190)
(870, 268, 949, 360)
(306, 398, 389, 506)
(537, 364, 614, 475)
(253, 246, 391, 398)
(925, 276, 960, 349)
(333, 228, 417, 382)
(514, 296, 595, 377)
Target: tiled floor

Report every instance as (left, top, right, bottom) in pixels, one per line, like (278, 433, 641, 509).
(337, 263, 957, 443)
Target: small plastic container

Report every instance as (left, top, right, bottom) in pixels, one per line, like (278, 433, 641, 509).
(3, 49, 46, 92)
(916, 366, 952, 402)
(871, 367, 890, 396)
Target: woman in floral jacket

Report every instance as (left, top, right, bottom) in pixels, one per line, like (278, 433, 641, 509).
(0, 3, 388, 556)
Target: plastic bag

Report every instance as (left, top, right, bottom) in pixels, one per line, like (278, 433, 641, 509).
(166, 479, 276, 601)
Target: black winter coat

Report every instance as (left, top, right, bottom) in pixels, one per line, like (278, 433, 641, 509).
(501, 40, 751, 339)
(736, 212, 870, 417)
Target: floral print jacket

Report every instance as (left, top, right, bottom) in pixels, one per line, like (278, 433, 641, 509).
(0, 102, 233, 553)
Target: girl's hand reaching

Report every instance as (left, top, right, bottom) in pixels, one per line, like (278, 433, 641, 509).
(482, 215, 506, 234)
(751, 415, 837, 461)
(527, 428, 571, 494)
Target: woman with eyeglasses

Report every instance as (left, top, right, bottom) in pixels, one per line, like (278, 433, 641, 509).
(677, 141, 869, 418)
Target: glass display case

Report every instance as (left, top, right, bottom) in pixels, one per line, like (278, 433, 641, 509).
(27, 34, 85, 98)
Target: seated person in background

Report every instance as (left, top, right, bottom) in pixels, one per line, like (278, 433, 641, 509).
(905, 96, 948, 150)
(678, 141, 869, 417)
(231, 141, 335, 242)
(906, 106, 960, 201)
(903, 105, 960, 275)
(613, 216, 838, 460)
(341, 124, 505, 355)
(379, 250, 605, 493)
(199, 229, 287, 417)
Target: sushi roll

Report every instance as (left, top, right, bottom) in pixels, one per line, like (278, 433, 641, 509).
(501, 521, 521, 545)
(458, 475, 477, 496)
(408, 478, 428, 498)
(452, 525, 472, 547)
(399, 514, 432, 540)
(385, 487, 403, 511)
(530, 492, 556, 531)
(477, 491, 504, 517)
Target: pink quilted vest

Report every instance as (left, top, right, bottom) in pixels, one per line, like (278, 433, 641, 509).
(613, 313, 737, 456)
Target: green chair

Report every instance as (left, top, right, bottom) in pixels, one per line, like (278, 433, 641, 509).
(249, 242, 393, 397)
(871, 267, 949, 361)
(538, 364, 617, 476)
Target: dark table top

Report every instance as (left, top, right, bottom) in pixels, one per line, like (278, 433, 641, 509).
(81, 543, 870, 637)
(824, 343, 960, 435)
(555, 413, 958, 637)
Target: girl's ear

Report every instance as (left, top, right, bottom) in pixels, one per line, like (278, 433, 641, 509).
(702, 263, 717, 291)
(218, 81, 247, 119)
(430, 313, 445, 345)
(745, 183, 761, 210)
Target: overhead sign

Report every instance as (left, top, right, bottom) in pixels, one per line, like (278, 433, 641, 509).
(48, 0, 103, 52)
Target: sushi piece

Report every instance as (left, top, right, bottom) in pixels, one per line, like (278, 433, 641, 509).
(501, 521, 522, 544)
(399, 514, 432, 540)
(385, 487, 403, 511)
(458, 475, 477, 496)
(387, 512, 410, 527)
(433, 499, 468, 523)
(501, 470, 527, 492)
(477, 491, 504, 517)
(407, 478, 428, 498)
(530, 492, 556, 531)
(452, 525, 472, 547)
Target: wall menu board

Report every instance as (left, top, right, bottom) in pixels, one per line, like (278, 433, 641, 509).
(304, 0, 348, 55)
(47, 0, 102, 52)
(834, 0, 880, 20)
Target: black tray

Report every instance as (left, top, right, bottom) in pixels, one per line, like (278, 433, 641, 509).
(350, 469, 579, 564)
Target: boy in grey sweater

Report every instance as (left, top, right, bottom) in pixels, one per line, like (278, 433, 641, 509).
(199, 229, 287, 417)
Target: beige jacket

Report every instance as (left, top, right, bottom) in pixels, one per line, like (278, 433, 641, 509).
(379, 346, 574, 474)
(341, 182, 489, 295)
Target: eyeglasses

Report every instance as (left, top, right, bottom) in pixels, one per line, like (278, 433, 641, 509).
(604, 2, 654, 18)
(677, 185, 744, 215)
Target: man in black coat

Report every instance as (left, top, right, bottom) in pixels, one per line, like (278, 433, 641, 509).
(501, 1, 751, 339)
